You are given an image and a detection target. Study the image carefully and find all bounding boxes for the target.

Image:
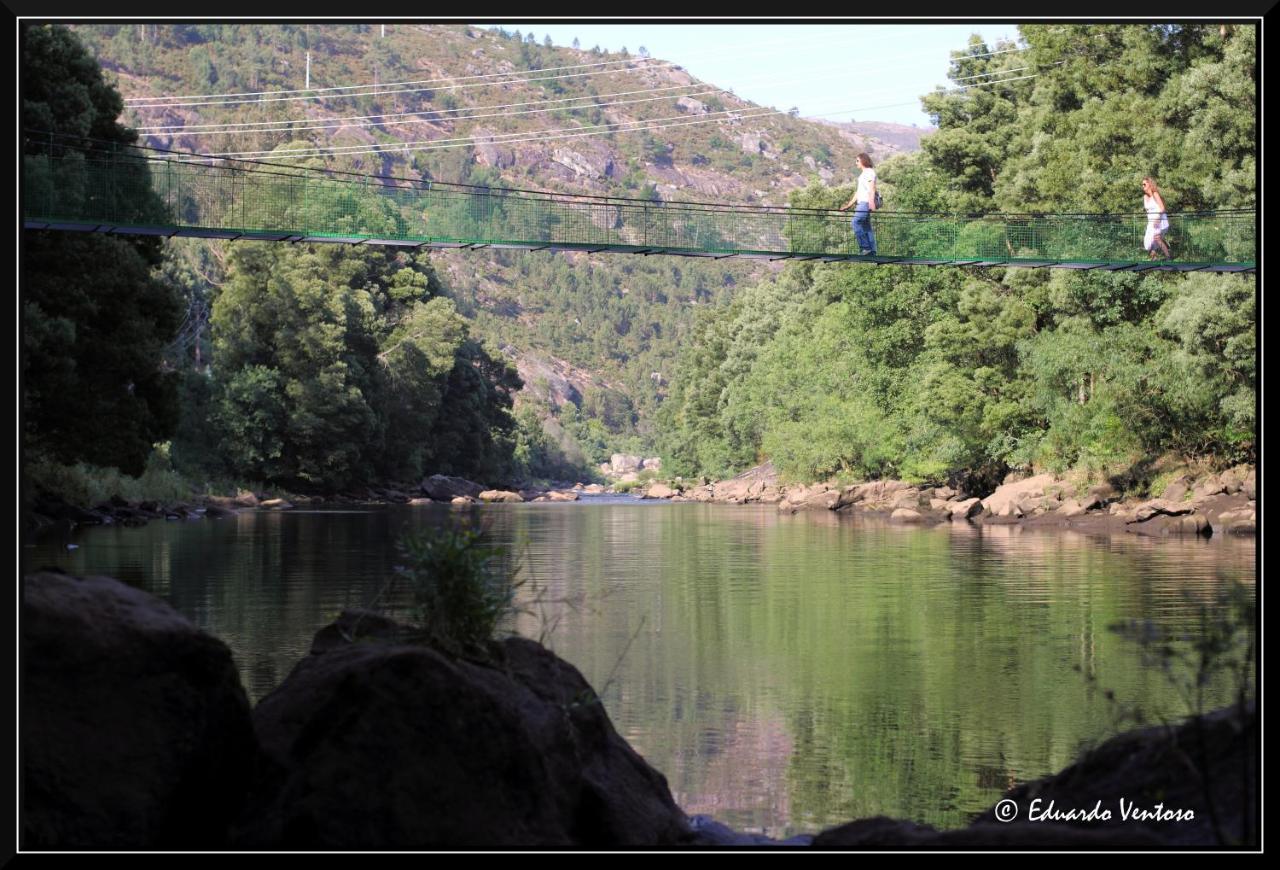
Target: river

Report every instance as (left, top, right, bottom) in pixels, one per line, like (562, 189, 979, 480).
(25, 496, 1256, 838)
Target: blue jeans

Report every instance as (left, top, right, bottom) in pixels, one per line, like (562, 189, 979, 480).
(851, 204, 876, 255)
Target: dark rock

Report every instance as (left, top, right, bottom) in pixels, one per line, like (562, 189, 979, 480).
(236, 616, 691, 848)
(813, 704, 1254, 848)
(34, 496, 104, 526)
(420, 474, 485, 501)
(22, 573, 255, 849)
(974, 703, 1256, 847)
(687, 814, 812, 846)
(309, 610, 413, 654)
(813, 816, 939, 846)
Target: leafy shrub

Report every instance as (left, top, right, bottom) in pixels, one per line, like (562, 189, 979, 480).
(394, 525, 522, 651)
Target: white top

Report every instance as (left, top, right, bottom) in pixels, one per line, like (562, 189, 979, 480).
(856, 167, 877, 204)
(1144, 193, 1169, 230)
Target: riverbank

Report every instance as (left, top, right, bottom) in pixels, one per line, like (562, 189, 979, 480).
(26, 460, 1257, 544)
(23, 472, 606, 537)
(22, 571, 1257, 849)
(623, 461, 1257, 538)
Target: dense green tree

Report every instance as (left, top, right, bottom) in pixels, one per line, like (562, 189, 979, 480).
(22, 24, 182, 475)
(211, 242, 519, 490)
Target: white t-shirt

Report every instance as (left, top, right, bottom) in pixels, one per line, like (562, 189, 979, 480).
(856, 167, 877, 204)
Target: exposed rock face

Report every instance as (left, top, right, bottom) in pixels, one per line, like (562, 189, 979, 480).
(610, 454, 643, 474)
(237, 616, 692, 848)
(1057, 495, 1101, 518)
(22, 573, 255, 849)
(1129, 498, 1197, 523)
(833, 479, 911, 511)
(479, 489, 525, 503)
(675, 96, 708, 115)
(421, 474, 485, 501)
(739, 132, 769, 155)
(643, 483, 677, 499)
(552, 146, 613, 180)
(1213, 508, 1256, 535)
(949, 497, 984, 520)
(980, 473, 1060, 518)
(473, 138, 516, 168)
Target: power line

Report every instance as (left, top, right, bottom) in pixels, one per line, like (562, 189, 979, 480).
(122, 26, 948, 106)
(122, 34, 1027, 110)
(212, 75, 1042, 161)
(129, 46, 1032, 140)
(125, 55, 649, 104)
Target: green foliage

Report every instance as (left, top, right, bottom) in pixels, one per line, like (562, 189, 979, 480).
(209, 242, 518, 490)
(23, 25, 182, 477)
(27, 447, 192, 507)
(658, 24, 1254, 488)
(394, 524, 522, 651)
(510, 406, 592, 484)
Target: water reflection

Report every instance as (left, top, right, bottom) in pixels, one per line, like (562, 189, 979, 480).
(26, 502, 1255, 837)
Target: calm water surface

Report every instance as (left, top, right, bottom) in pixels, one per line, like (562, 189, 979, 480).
(26, 498, 1256, 837)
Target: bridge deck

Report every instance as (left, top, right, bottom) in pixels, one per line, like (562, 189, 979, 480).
(21, 147, 1256, 272)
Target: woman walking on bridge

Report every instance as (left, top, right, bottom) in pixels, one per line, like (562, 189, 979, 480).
(839, 153, 878, 256)
(1142, 176, 1172, 260)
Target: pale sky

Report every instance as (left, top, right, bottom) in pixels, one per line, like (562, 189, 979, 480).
(490, 23, 1022, 128)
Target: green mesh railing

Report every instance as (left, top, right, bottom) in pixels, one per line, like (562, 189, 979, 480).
(22, 144, 1256, 270)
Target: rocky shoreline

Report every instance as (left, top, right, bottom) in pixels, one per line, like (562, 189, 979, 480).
(626, 461, 1257, 539)
(22, 571, 1257, 849)
(28, 461, 1256, 544)
(24, 473, 605, 536)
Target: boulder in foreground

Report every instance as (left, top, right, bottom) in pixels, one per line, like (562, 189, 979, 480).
(22, 572, 256, 849)
(236, 612, 692, 848)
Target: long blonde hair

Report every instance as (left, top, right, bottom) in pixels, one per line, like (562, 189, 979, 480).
(1142, 176, 1162, 198)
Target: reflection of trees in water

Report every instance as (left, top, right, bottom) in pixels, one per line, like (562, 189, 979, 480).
(28, 504, 1257, 835)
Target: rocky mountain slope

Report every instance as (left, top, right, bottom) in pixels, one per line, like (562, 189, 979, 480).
(72, 23, 933, 455)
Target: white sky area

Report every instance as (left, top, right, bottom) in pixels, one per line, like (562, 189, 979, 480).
(490, 23, 1022, 128)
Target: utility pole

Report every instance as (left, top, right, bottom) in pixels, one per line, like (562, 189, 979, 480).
(306, 51, 311, 89)
(381, 24, 386, 38)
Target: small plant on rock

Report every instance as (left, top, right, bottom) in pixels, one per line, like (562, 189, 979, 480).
(394, 523, 522, 652)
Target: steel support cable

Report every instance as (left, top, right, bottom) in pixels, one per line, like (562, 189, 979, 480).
(124, 41, 1029, 109)
(134, 52, 1035, 137)
(211, 74, 1043, 160)
(25, 132, 1256, 235)
(124, 29, 1023, 105)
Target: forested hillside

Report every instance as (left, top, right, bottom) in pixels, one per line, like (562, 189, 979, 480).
(24, 23, 1254, 502)
(58, 23, 918, 483)
(659, 25, 1255, 491)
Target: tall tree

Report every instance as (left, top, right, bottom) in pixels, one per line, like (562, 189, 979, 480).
(22, 24, 182, 475)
